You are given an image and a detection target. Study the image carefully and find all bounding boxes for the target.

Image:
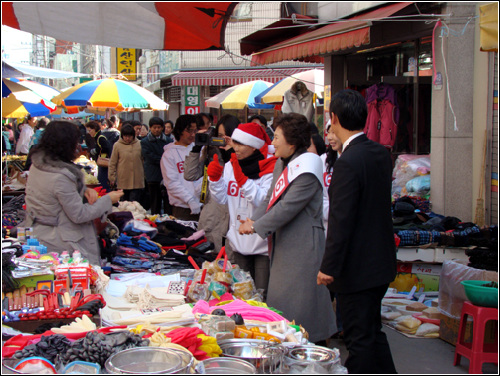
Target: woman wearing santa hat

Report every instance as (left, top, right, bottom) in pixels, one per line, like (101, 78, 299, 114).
(207, 122, 277, 296)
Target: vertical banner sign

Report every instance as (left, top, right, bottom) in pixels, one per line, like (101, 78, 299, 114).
(116, 48, 137, 80)
(185, 86, 201, 115)
(323, 85, 332, 139)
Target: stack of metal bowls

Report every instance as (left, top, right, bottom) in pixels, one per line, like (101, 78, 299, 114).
(105, 347, 192, 374)
(198, 357, 256, 374)
(283, 345, 340, 372)
(217, 339, 285, 373)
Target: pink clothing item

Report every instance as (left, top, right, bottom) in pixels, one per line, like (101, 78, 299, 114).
(180, 229, 205, 242)
(192, 299, 288, 322)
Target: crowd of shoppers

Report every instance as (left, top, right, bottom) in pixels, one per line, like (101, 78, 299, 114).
(11, 90, 397, 373)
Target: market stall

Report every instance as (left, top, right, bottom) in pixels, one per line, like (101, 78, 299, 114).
(2, 154, 497, 373)
(2, 199, 347, 374)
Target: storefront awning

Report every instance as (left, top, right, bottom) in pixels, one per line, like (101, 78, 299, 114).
(240, 14, 318, 56)
(171, 67, 320, 86)
(2, 2, 237, 51)
(250, 2, 414, 66)
(479, 2, 498, 52)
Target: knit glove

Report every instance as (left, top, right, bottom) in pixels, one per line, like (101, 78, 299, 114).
(206, 154, 223, 182)
(188, 199, 201, 215)
(230, 153, 248, 187)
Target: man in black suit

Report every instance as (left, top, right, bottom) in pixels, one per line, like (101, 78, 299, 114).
(317, 89, 397, 374)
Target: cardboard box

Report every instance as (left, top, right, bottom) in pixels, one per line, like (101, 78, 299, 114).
(389, 262, 442, 292)
(15, 274, 54, 289)
(439, 312, 497, 345)
(434, 248, 469, 263)
(396, 247, 470, 263)
(397, 247, 435, 262)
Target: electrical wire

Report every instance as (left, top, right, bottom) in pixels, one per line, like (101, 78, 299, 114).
(438, 20, 458, 132)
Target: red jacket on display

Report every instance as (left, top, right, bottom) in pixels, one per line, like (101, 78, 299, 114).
(364, 83, 398, 149)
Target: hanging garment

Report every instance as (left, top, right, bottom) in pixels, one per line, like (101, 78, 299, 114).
(364, 83, 399, 149)
(281, 81, 315, 122)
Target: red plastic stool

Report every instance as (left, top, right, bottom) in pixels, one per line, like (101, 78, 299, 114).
(453, 301, 498, 374)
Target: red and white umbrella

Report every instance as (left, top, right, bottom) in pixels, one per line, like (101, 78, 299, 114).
(2, 2, 237, 50)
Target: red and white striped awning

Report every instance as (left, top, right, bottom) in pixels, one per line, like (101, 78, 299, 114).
(171, 67, 320, 86)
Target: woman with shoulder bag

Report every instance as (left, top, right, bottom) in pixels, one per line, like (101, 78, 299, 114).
(23, 121, 123, 265)
(85, 120, 112, 192)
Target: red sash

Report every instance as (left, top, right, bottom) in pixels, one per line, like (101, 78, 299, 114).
(266, 152, 323, 212)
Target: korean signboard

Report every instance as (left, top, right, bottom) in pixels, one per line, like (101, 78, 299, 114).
(184, 86, 200, 115)
(116, 48, 137, 80)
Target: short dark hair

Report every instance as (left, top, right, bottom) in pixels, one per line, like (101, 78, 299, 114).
(149, 117, 165, 128)
(216, 114, 240, 137)
(165, 120, 174, 128)
(173, 114, 196, 141)
(274, 113, 311, 152)
(249, 115, 267, 126)
(85, 120, 101, 132)
(330, 89, 367, 132)
(120, 124, 136, 138)
(36, 121, 81, 163)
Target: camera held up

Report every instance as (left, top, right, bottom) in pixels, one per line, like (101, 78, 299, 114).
(194, 127, 225, 147)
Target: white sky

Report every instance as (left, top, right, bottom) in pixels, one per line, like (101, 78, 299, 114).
(1, 25, 33, 64)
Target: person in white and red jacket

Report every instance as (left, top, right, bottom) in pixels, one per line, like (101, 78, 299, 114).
(207, 122, 276, 296)
(160, 115, 202, 221)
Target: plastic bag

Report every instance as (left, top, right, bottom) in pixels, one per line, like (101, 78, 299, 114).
(392, 155, 430, 197)
(123, 220, 158, 238)
(406, 175, 431, 194)
(438, 260, 498, 318)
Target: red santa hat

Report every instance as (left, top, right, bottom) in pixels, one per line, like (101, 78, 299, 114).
(231, 122, 271, 150)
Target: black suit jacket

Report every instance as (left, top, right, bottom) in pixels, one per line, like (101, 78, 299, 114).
(321, 134, 397, 293)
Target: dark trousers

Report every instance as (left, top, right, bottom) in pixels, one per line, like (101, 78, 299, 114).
(172, 206, 199, 221)
(122, 189, 143, 203)
(337, 284, 397, 374)
(97, 167, 110, 192)
(161, 185, 173, 215)
(232, 252, 270, 299)
(147, 182, 162, 215)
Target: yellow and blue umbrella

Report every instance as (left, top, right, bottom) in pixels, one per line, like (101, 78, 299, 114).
(256, 69, 324, 104)
(51, 78, 168, 112)
(2, 78, 58, 118)
(205, 80, 275, 110)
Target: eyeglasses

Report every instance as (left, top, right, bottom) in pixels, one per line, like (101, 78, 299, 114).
(185, 128, 197, 134)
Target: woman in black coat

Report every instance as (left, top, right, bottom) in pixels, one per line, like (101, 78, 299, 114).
(85, 120, 112, 192)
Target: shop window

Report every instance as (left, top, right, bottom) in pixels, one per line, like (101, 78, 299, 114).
(346, 39, 432, 156)
(166, 86, 181, 103)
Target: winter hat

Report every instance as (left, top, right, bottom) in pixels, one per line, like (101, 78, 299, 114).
(231, 122, 271, 150)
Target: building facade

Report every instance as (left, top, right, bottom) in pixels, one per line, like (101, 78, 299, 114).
(243, 1, 498, 224)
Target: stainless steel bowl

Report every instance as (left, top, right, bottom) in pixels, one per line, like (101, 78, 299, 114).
(198, 357, 256, 374)
(105, 347, 184, 374)
(284, 345, 340, 370)
(218, 339, 284, 373)
(167, 348, 194, 374)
